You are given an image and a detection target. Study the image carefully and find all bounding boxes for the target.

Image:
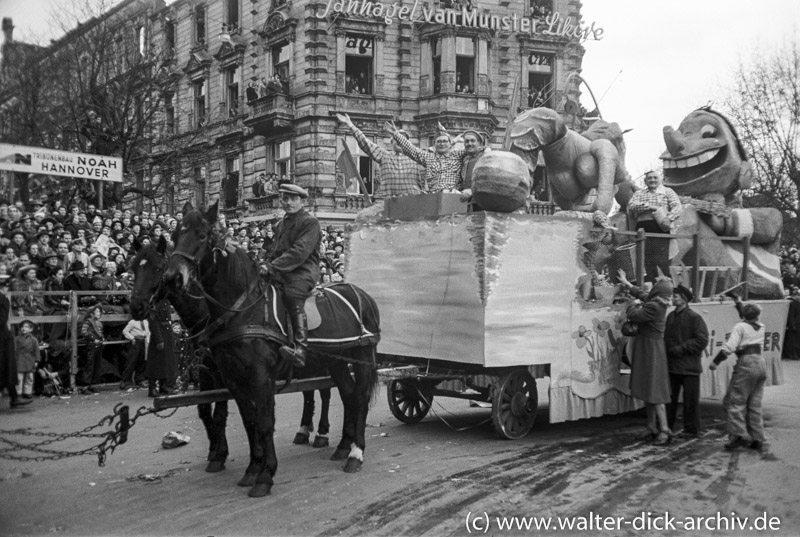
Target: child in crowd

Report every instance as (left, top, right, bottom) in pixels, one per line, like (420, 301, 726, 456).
(79, 304, 104, 394)
(14, 319, 40, 401)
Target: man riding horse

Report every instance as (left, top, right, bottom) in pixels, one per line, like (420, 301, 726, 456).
(260, 184, 321, 367)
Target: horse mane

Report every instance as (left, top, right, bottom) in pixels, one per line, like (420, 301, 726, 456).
(215, 246, 260, 288)
(175, 207, 261, 291)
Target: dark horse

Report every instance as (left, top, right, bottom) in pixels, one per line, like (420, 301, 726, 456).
(162, 202, 380, 497)
(128, 237, 230, 473)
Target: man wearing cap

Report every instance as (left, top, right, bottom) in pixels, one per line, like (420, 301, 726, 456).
(664, 284, 709, 438)
(262, 183, 321, 367)
(336, 113, 425, 197)
(383, 120, 466, 192)
(458, 129, 490, 207)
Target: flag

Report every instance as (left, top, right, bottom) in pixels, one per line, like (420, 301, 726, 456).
(337, 139, 372, 205)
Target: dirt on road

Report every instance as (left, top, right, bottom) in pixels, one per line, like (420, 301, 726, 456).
(2, 362, 800, 537)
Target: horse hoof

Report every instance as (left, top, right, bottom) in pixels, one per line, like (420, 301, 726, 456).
(343, 458, 362, 473)
(330, 448, 349, 461)
(237, 473, 257, 487)
(292, 432, 310, 445)
(312, 436, 329, 448)
(205, 460, 226, 473)
(248, 483, 272, 498)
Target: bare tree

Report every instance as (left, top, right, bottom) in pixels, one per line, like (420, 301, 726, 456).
(720, 34, 800, 245)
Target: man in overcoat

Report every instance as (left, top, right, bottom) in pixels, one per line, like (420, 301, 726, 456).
(262, 184, 321, 367)
(664, 284, 709, 437)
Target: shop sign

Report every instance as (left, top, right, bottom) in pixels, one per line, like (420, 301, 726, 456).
(317, 0, 604, 41)
(0, 143, 123, 182)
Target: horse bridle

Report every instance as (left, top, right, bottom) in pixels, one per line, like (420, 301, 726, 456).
(169, 227, 265, 333)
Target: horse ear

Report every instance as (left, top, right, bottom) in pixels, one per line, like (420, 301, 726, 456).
(205, 200, 219, 226)
(181, 201, 193, 214)
(132, 236, 142, 252)
(156, 235, 168, 255)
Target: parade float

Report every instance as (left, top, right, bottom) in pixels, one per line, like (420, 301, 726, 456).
(344, 107, 788, 439)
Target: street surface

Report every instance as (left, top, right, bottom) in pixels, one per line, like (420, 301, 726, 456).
(1, 361, 800, 537)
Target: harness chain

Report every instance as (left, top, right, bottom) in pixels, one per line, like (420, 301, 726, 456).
(0, 404, 178, 466)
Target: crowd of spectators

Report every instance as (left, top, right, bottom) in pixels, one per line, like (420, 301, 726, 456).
(0, 197, 348, 396)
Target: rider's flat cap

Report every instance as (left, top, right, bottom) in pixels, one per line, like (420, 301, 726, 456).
(278, 184, 308, 198)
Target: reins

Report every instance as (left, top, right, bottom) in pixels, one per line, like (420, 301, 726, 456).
(169, 230, 267, 342)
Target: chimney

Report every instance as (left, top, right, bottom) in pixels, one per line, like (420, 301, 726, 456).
(2, 18, 13, 44)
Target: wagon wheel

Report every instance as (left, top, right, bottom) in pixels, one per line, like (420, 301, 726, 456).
(491, 369, 538, 440)
(387, 379, 433, 424)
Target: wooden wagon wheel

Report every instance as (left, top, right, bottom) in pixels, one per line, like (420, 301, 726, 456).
(491, 369, 538, 439)
(387, 379, 433, 424)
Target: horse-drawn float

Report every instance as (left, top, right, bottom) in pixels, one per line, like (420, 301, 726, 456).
(344, 104, 789, 440)
(344, 202, 788, 440)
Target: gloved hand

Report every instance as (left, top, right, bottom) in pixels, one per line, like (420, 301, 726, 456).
(156, 343, 165, 351)
(260, 262, 276, 277)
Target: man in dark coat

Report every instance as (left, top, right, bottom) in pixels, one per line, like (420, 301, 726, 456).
(145, 300, 177, 397)
(64, 261, 96, 307)
(0, 276, 30, 407)
(262, 184, 321, 367)
(664, 284, 709, 437)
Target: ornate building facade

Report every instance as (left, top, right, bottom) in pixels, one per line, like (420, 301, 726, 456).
(4, 0, 593, 223)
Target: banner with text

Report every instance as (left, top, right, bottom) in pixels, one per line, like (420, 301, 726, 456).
(0, 143, 123, 183)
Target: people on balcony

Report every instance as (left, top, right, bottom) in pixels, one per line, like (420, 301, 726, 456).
(246, 82, 259, 104)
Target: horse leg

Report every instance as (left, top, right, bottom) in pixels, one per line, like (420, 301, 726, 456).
(329, 361, 356, 462)
(249, 359, 278, 498)
(293, 390, 314, 445)
(312, 388, 331, 448)
(232, 395, 261, 489)
(343, 359, 377, 473)
(198, 367, 228, 472)
(209, 401, 229, 471)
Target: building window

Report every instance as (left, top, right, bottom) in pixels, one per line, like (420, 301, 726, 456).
(270, 140, 292, 181)
(225, 66, 239, 117)
(164, 19, 175, 55)
(527, 52, 554, 108)
(194, 5, 206, 47)
(271, 44, 290, 93)
(226, 0, 240, 32)
(164, 93, 175, 135)
(223, 156, 240, 209)
(529, 0, 553, 18)
(455, 37, 475, 94)
(194, 166, 206, 207)
(432, 38, 441, 94)
(193, 79, 206, 127)
(344, 138, 374, 195)
(344, 34, 373, 95)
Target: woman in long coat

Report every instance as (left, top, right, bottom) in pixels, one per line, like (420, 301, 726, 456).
(145, 300, 177, 396)
(618, 270, 673, 445)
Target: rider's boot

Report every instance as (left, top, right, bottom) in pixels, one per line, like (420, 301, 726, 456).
(280, 300, 308, 368)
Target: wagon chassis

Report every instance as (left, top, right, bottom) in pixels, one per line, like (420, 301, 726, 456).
(153, 354, 542, 440)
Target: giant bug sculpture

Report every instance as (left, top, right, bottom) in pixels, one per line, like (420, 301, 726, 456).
(157, 201, 380, 497)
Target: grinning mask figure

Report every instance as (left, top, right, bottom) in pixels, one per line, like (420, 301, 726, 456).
(660, 107, 752, 203)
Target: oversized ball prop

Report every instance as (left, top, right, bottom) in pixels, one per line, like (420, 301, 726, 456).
(471, 150, 532, 213)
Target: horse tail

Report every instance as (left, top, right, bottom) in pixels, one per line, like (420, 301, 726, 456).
(365, 347, 380, 406)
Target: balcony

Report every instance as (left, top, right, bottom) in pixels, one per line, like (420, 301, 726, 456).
(246, 193, 281, 213)
(244, 93, 294, 136)
(418, 92, 493, 120)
